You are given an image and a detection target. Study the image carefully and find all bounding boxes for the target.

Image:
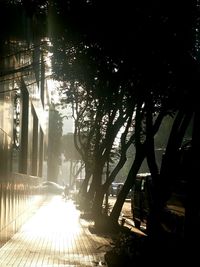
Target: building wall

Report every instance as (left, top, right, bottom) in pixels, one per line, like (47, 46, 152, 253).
(0, 40, 50, 247)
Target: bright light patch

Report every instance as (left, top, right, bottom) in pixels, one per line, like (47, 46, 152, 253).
(21, 196, 81, 251)
(47, 79, 62, 104)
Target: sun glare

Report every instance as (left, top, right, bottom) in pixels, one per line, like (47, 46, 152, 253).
(21, 196, 81, 251)
(47, 79, 61, 104)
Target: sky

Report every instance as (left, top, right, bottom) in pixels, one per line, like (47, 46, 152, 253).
(60, 107, 74, 134)
(47, 76, 74, 135)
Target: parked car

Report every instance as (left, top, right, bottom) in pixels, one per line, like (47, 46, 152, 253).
(131, 173, 152, 229)
(131, 141, 191, 235)
(109, 182, 124, 196)
(39, 181, 65, 195)
(131, 173, 185, 233)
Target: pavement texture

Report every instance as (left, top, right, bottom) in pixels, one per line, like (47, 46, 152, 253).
(0, 196, 112, 267)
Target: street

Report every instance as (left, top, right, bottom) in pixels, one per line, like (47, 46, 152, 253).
(107, 196, 132, 218)
(107, 196, 147, 235)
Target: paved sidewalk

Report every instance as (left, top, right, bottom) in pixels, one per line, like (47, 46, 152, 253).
(0, 196, 112, 267)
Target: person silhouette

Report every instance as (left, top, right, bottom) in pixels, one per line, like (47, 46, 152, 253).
(64, 184, 69, 199)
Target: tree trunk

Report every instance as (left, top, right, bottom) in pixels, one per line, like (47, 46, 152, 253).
(79, 166, 91, 196)
(110, 149, 145, 224)
(147, 109, 193, 239)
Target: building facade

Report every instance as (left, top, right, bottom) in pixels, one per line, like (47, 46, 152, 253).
(0, 39, 51, 247)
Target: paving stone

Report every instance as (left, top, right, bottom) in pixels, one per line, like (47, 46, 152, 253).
(0, 196, 111, 267)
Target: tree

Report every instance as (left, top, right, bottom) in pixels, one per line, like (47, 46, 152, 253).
(47, 0, 199, 227)
(62, 75, 136, 218)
